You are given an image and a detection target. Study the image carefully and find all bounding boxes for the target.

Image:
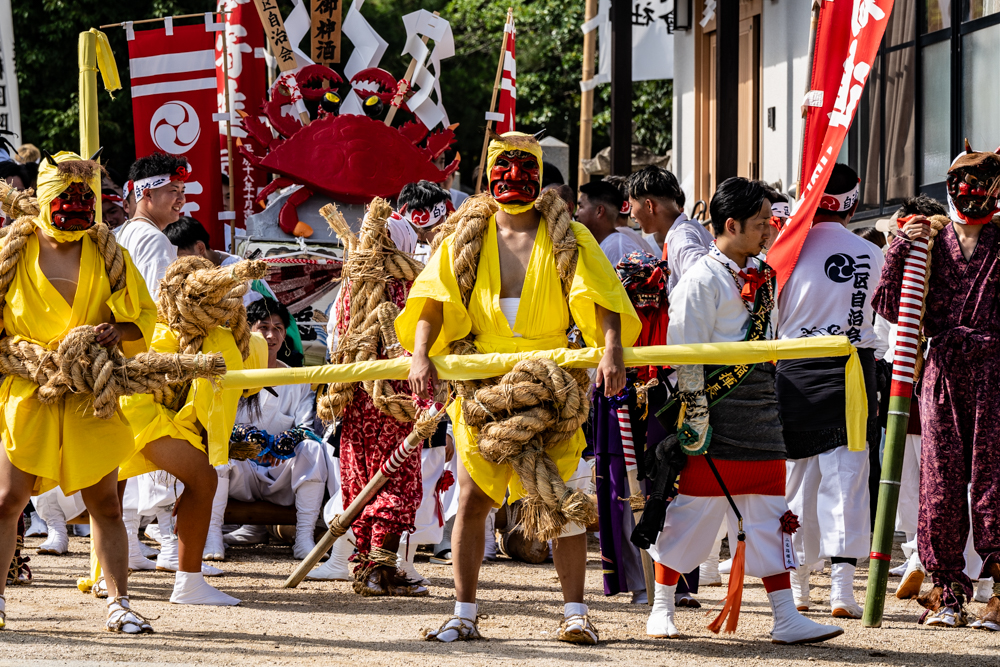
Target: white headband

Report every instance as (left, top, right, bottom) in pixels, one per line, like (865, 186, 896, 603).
(818, 179, 861, 213)
(133, 174, 172, 202)
(403, 200, 449, 228)
(771, 202, 790, 218)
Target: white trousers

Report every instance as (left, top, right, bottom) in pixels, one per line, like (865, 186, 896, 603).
(228, 440, 329, 506)
(32, 487, 86, 522)
(894, 434, 921, 538)
(648, 493, 791, 578)
(408, 447, 448, 546)
(786, 446, 871, 564)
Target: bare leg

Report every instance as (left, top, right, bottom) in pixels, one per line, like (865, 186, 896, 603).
(0, 454, 35, 598)
(453, 462, 494, 603)
(552, 533, 587, 604)
(79, 469, 129, 598)
(141, 437, 217, 573)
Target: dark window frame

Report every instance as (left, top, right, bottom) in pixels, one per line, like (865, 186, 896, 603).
(850, 1, 1000, 222)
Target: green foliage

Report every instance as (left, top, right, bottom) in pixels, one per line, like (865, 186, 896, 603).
(10, 0, 671, 188)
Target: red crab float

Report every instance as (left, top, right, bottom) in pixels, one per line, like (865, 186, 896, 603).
(240, 64, 459, 237)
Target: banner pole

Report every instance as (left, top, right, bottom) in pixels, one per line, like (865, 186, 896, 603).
(474, 7, 513, 195)
(220, 22, 238, 254)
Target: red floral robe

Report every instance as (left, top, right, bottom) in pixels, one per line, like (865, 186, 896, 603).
(336, 279, 422, 562)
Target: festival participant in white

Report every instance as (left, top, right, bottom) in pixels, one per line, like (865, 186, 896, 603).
(643, 177, 843, 644)
(115, 153, 186, 295)
(29, 488, 87, 555)
(602, 175, 658, 254)
(775, 163, 885, 619)
(627, 166, 711, 288)
(223, 298, 328, 560)
(576, 180, 648, 265)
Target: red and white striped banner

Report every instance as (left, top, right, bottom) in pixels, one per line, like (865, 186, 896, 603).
(127, 17, 225, 248)
(486, 16, 516, 134)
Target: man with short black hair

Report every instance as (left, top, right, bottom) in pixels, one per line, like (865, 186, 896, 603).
(577, 181, 646, 265)
(643, 176, 843, 644)
(391, 180, 454, 259)
(776, 163, 884, 620)
(604, 174, 657, 254)
(117, 153, 189, 295)
(627, 166, 711, 289)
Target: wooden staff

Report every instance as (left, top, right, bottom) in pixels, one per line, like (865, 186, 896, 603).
(577, 0, 598, 187)
(863, 220, 930, 627)
(220, 25, 237, 254)
(616, 406, 656, 606)
(384, 12, 439, 127)
(282, 405, 442, 588)
(474, 7, 513, 195)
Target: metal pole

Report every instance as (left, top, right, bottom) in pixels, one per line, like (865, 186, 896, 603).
(609, 0, 632, 176)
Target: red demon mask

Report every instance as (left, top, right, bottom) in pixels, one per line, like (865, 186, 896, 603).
(50, 181, 97, 232)
(489, 150, 541, 207)
(947, 142, 1000, 225)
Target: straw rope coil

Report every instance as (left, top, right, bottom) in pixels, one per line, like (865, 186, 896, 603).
(432, 190, 596, 542)
(317, 200, 425, 423)
(0, 183, 227, 418)
(153, 255, 267, 411)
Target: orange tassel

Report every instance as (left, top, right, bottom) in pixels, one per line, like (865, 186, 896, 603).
(707, 536, 746, 634)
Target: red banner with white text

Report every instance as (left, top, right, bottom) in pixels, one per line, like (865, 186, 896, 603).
(769, 0, 894, 295)
(216, 0, 268, 234)
(128, 21, 225, 248)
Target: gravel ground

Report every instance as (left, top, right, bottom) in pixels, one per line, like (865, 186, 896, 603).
(0, 532, 997, 666)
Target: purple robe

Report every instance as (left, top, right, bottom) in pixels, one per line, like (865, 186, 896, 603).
(873, 222, 1000, 596)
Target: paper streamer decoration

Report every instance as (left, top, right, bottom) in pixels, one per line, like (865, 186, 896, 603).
(400, 9, 454, 130)
(340, 0, 388, 116)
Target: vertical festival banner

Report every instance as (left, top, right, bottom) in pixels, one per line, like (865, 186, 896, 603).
(217, 0, 268, 232)
(495, 14, 516, 134)
(128, 20, 225, 248)
(767, 0, 893, 294)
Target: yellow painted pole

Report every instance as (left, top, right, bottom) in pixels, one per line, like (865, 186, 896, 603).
(79, 31, 99, 158)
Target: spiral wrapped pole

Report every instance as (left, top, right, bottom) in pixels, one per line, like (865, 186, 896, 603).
(282, 404, 444, 588)
(863, 224, 929, 627)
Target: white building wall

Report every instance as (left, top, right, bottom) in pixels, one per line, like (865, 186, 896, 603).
(671, 1, 811, 203)
(760, 0, 812, 198)
(672, 24, 697, 210)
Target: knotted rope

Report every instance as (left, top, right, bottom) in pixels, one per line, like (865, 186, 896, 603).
(0, 183, 227, 418)
(154, 255, 267, 411)
(317, 200, 425, 423)
(433, 190, 596, 542)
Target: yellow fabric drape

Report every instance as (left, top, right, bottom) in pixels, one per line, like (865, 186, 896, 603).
(220, 336, 868, 452)
(0, 238, 156, 495)
(90, 29, 121, 95)
(119, 325, 267, 479)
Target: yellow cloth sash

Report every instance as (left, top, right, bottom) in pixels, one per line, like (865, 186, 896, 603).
(218, 336, 868, 451)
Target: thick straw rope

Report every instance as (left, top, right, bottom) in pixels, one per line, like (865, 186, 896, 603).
(0, 181, 227, 418)
(434, 190, 596, 542)
(154, 255, 267, 411)
(317, 200, 425, 423)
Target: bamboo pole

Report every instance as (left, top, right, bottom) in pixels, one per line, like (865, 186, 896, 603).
(283, 405, 442, 588)
(474, 7, 514, 195)
(863, 225, 931, 627)
(578, 0, 598, 188)
(384, 12, 439, 127)
(221, 27, 237, 254)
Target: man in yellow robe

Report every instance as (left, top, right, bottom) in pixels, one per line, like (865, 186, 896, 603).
(398, 131, 640, 645)
(0, 151, 156, 633)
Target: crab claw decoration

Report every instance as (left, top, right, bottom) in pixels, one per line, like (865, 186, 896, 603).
(947, 139, 1000, 226)
(240, 65, 458, 237)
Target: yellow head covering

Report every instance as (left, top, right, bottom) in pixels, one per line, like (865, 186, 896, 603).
(486, 131, 544, 215)
(35, 151, 103, 242)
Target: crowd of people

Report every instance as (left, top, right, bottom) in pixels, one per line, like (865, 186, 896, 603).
(0, 131, 995, 645)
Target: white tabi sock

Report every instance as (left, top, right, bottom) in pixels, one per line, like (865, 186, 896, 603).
(564, 602, 588, 619)
(455, 601, 477, 620)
